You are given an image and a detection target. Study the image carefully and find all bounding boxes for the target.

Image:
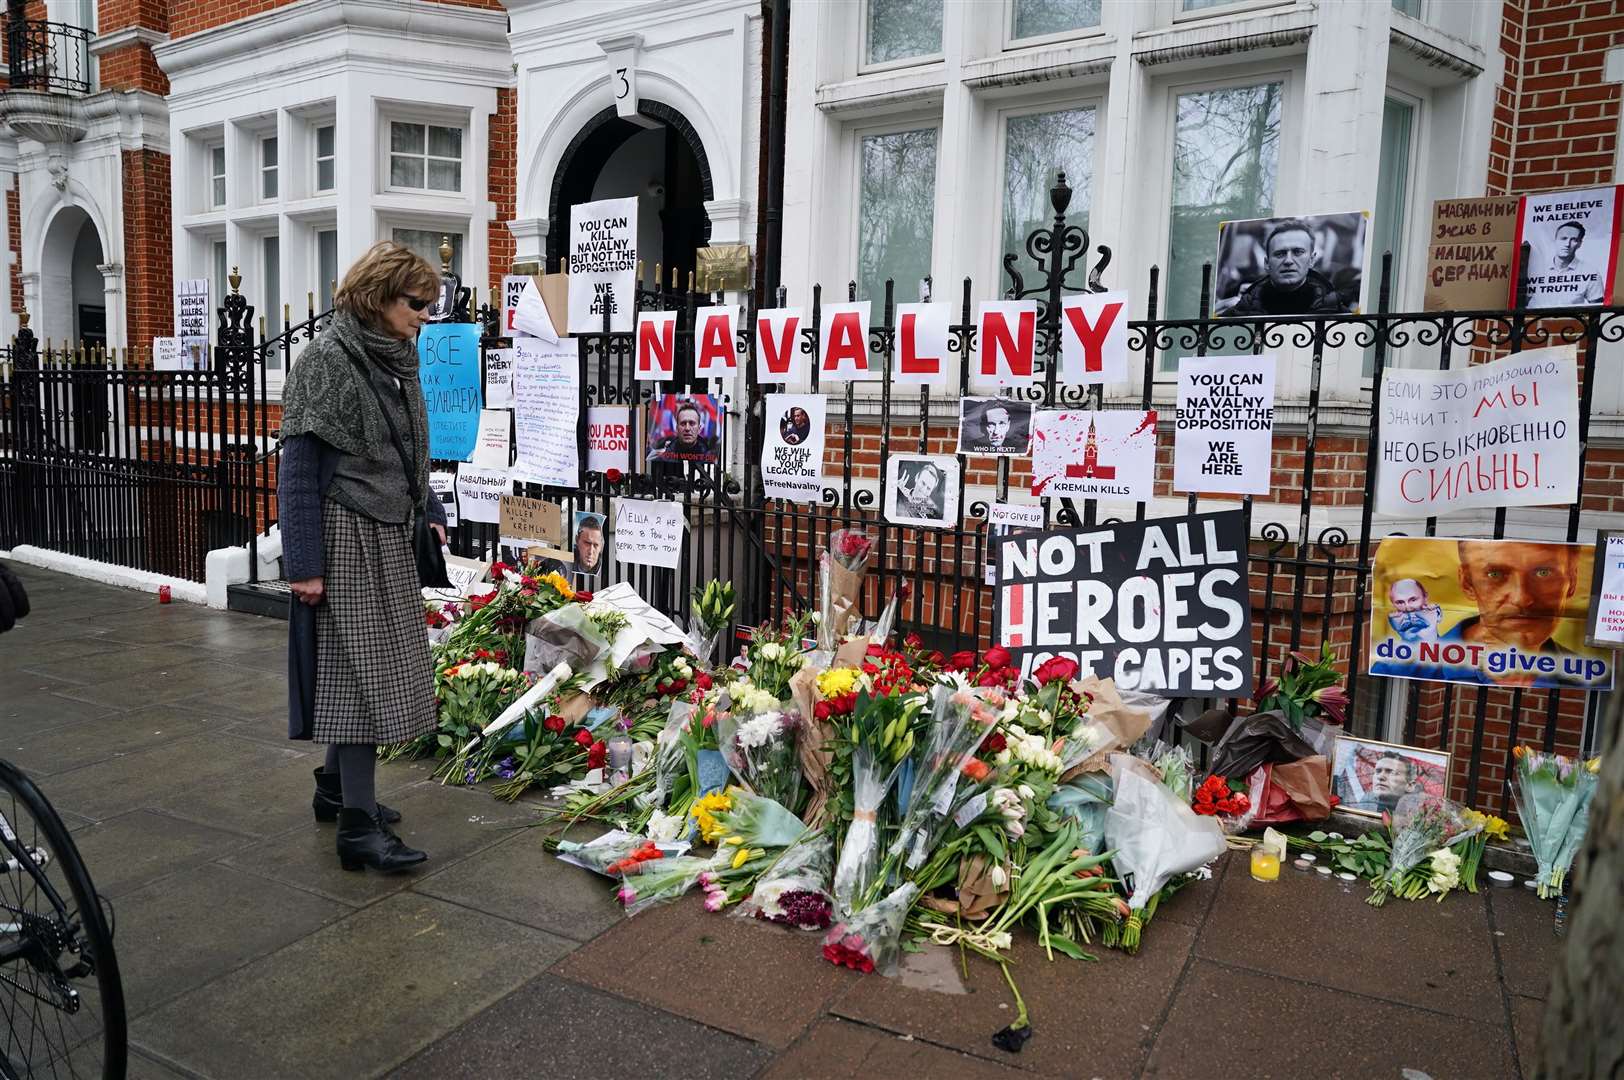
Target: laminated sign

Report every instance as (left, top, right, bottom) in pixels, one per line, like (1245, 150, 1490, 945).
(1375, 344, 1578, 516)
(994, 510, 1254, 696)
(418, 323, 483, 461)
(760, 393, 825, 503)
(568, 196, 637, 333)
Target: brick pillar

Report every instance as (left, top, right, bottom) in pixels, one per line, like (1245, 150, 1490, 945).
(487, 85, 518, 295)
(122, 149, 173, 352)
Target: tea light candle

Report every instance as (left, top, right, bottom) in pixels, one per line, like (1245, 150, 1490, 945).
(1337, 871, 1357, 882)
(1487, 871, 1515, 888)
(1316, 866, 1333, 877)
(1292, 857, 1313, 872)
(1250, 847, 1282, 882)
(1300, 853, 1317, 864)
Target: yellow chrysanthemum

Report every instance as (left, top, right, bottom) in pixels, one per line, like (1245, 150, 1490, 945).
(540, 571, 576, 600)
(817, 668, 860, 699)
(689, 791, 734, 842)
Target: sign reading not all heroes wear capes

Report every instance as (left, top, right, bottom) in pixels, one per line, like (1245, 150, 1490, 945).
(995, 510, 1254, 696)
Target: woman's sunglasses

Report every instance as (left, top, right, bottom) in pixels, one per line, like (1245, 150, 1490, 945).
(402, 295, 433, 312)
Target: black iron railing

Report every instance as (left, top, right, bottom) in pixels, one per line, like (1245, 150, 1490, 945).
(5, 18, 93, 96)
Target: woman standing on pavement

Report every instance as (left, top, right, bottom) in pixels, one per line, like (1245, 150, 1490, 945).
(277, 242, 445, 872)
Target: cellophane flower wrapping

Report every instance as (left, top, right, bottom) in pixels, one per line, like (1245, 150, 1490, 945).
(707, 788, 810, 849)
(822, 881, 918, 976)
(736, 834, 837, 930)
(890, 683, 1003, 870)
(1048, 771, 1115, 855)
(717, 705, 804, 811)
(832, 747, 898, 918)
(819, 529, 874, 649)
(638, 701, 695, 812)
(557, 829, 687, 877)
(1512, 749, 1600, 898)
(686, 613, 722, 667)
(1104, 760, 1226, 910)
(1383, 793, 1474, 887)
(615, 852, 722, 917)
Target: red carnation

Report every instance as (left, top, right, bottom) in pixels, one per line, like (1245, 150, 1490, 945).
(983, 645, 1012, 669)
(587, 740, 608, 771)
(544, 714, 567, 733)
(606, 468, 624, 483)
(696, 671, 713, 691)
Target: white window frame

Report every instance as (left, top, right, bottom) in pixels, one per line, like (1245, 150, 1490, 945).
(848, 114, 944, 305)
(314, 122, 336, 194)
(858, 0, 946, 76)
(384, 219, 468, 278)
(259, 134, 279, 202)
(989, 91, 1106, 287)
(206, 141, 227, 210)
(383, 117, 466, 195)
(1172, 0, 1294, 25)
(314, 224, 339, 314)
(1003, 0, 1106, 51)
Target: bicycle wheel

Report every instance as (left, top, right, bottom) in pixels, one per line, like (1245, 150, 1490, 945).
(0, 759, 125, 1079)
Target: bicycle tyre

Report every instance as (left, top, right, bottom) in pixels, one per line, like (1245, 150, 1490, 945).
(0, 759, 126, 1079)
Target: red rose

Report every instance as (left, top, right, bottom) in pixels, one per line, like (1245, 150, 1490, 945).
(575, 590, 593, 602)
(467, 590, 497, 611)
(606, 468, 624, 483)
(587, 741, 608, 770)
(696, 671, 713, 691)
(981, 731, 1007, 754)
(1032, 657, 1079, 686)
(928, 650, 945, 665)
(814, 701, 832, 720)
(573, 729, 594, 747)
(983, 646, 1011, 669)
(903, 632, 922, 649)
(544, 715, 566, 733)
(947, 650, 976, 671)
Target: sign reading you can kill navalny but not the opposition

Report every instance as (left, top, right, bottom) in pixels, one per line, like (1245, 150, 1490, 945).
(995, 510, 1254, 696)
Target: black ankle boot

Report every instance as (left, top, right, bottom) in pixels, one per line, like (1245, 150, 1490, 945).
(312, 767, 401, 824)
(336, 808, 427, 872)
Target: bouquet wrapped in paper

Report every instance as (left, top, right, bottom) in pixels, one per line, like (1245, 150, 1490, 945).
(735, 834, 836, 930)
(818, 528, 874, 650)
(889, 683, 1005, 870)
(687, 579, 735, 665)
(822, 881, 918, 976)
(1104, 755, 1226, 910)
(832, 747, 900, 917)
(556, 829, 688, 877)
(688, 787, 809, 911)
(1056, 676, 1154, 778)
(615, 852, 722, 916)
(1368, 793, 1477, 906)
(717, 705, 804, 811)
(1512, 747, 1601, 899)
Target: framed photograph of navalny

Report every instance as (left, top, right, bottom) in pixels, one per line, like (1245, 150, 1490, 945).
(884, 454, 960, 529)
(1331, 736, 1451, 819)
(957, 397, 1032, 456)
(1213, 211, 1369, 317)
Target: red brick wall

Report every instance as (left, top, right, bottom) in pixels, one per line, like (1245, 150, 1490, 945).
(122, 149, 173, 349)
(487, 85, 517, 295)
(97, 45, 170, 94)
(7, 183, 21, 316)
(168, 0, 503, 38)
(1489, 0, 1623, 194)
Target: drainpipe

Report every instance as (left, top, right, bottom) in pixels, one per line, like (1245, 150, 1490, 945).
(761, 0, 789, 300)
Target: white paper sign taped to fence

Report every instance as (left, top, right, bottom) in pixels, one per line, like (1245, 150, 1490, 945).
(1375, 344, 1579, 516)
(761, 394, 825, 503)
(587, 405, 631, 475)
(568, 196, 637, 333)
(152, 336, 186, 372)
(456, 466, 512, 524)
(1031, 410, 1158, 502)
(614, 498, 685, 569)
(430, 469, 459, 528)
(472, 409, 511, 468)
(755, 307, 805, 383)
(1059, 290, 1131, 385)
(1173, 354, 1277, 496)
(485, 347, 515, 407)
(175, 279, 209, 352)
(513, 337, 580, 489)
(1512, 185, 1621, 309)
(893, 303, 953, 388)
(995, 510, 1254, 696)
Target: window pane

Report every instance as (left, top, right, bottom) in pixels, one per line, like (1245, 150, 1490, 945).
(866, 0, 942, 64)
(212, 241, 228, 325)
(390, 155, 425, 188)
(262, 167, 277, 200)
(856, 127, 937, 304)
(427, 159, 461, 192)
(1392, 0, 1421, 15)
(1012, 0, 1100, 39)
(212, 176, 226, 206)
(1364, 97, 1414, 376)
(316, 158, 335, 191)
(210, 144, 225, 177)
(1182, 0, 1229, 9)
(1002, 107, 1094, 297)
(1164, 82, 1281, 366)
(316, 124, 334, 158)
(264, 235, 282, 341)
(262, 135, 278, 167)
(391, 122, 424, 154)
(427, 125, 462, 159)
(318, 229, 338, 312)
(392, 228, 463, 277)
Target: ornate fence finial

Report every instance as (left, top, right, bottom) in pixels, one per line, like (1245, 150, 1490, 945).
(229, 266, 242, 294)
(18, 310, 29, 329)
(439, 236, 453, 273)
(1050, 170, 1072, 217)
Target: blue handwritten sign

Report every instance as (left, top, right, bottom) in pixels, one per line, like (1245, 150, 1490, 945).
(418, 323, 483, 461)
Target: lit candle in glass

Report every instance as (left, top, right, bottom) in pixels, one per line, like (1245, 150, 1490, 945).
(1250, 847, 1281, 882)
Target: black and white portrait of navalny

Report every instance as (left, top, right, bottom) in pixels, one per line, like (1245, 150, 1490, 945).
(957, 397, 1032, 456)
(1213, 211, 1369, 317)
(884, 454, 960, 529)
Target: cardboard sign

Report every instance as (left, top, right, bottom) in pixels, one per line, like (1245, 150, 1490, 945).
(1369, 536, 1611, 690)
(818, 301, 875, 381)
(568, 196, 637, 332)
(614, 498, 685, 569)
(456, 466, 511, 524)
(995, 510, 1254, 696)
(974, 301, 1038, 388)
(1059, 290, 1130, 384)
(1375, 344, 1578, 516)
(1513, 185, 1622, 309)
(755, 307, 804, 383)
(472, 409, 511, 469)
(894, 302, 953, 388)
(1031, 410, 1158, 502)
(761, 393, 825, 503)
(429, 469, 459, 528)
(636, 311, 677, 382)
(418, 322, 483, 461)
(1423, 196, 1519, 311)
(511, 278, 560, 343)
(513, 337, 581, 489)
(485, 347, 515, 407)
(587, 405, 631, 475)
(1586, 530, 1624, 648)
(175, 278, 209, 354)
(152, 336, 186, 372)
(499, 495, 564, 546)
(1173, 354, 1277, 496)
(693, 305, 739, 376)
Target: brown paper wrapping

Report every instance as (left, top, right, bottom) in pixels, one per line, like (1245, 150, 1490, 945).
(552, 692, 593, 728)
(917, 854, 1007, 921)
(826, 560, 865, 643)
(790, 665, 838, 829)
(1271, 755, 1333, 821)
(834, 636, 871, 668)
(1058, 676, 1154, 781)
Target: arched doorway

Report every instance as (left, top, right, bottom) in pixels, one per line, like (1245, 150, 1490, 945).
(547, 101, 713, 290)
(38, 205, 105, 348)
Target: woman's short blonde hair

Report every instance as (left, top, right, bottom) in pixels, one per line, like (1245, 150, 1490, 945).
(334, 242, 441, 326)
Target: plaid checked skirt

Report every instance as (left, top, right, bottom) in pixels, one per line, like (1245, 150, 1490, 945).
(312, 500, 437, 745)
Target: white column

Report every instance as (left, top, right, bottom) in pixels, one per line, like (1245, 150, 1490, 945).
(507, 217, 549, 268)
(98, 262, 125, 352)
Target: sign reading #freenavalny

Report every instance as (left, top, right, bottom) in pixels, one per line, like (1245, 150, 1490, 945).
(995, 510, 1254, 696)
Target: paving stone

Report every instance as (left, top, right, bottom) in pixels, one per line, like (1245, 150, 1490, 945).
(21, 644, 212, 687)
(43, 732, 306, 822)
(112, 863, 348, 1016)
(1, 703, 225, 777)
(1489, 885, 1561, 999)
(1152, 848, 1229, 929)
(832, 919, 1197, 1077)
(153, 753, 338, 839)
(168, 668, 299, 718)
(220, 781, 528, 906)
(1510, 993, 1546, 1077)
(412, 823, 623, 943)
(0, 631, 130, 673)
(0, 687, 123, 730)
(69, 809, 253, 898)
(51, 659, 282, 710)
(1143, 960, 1515, 1080)
(554, 893, 851, 1048)
(56, 604, 217, 643)
(131, 892, 574, 1080)
(761, 1018, 1030, 1079)
(1195, 849, 1502, 1020)
(390, 973, 772, 1079)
